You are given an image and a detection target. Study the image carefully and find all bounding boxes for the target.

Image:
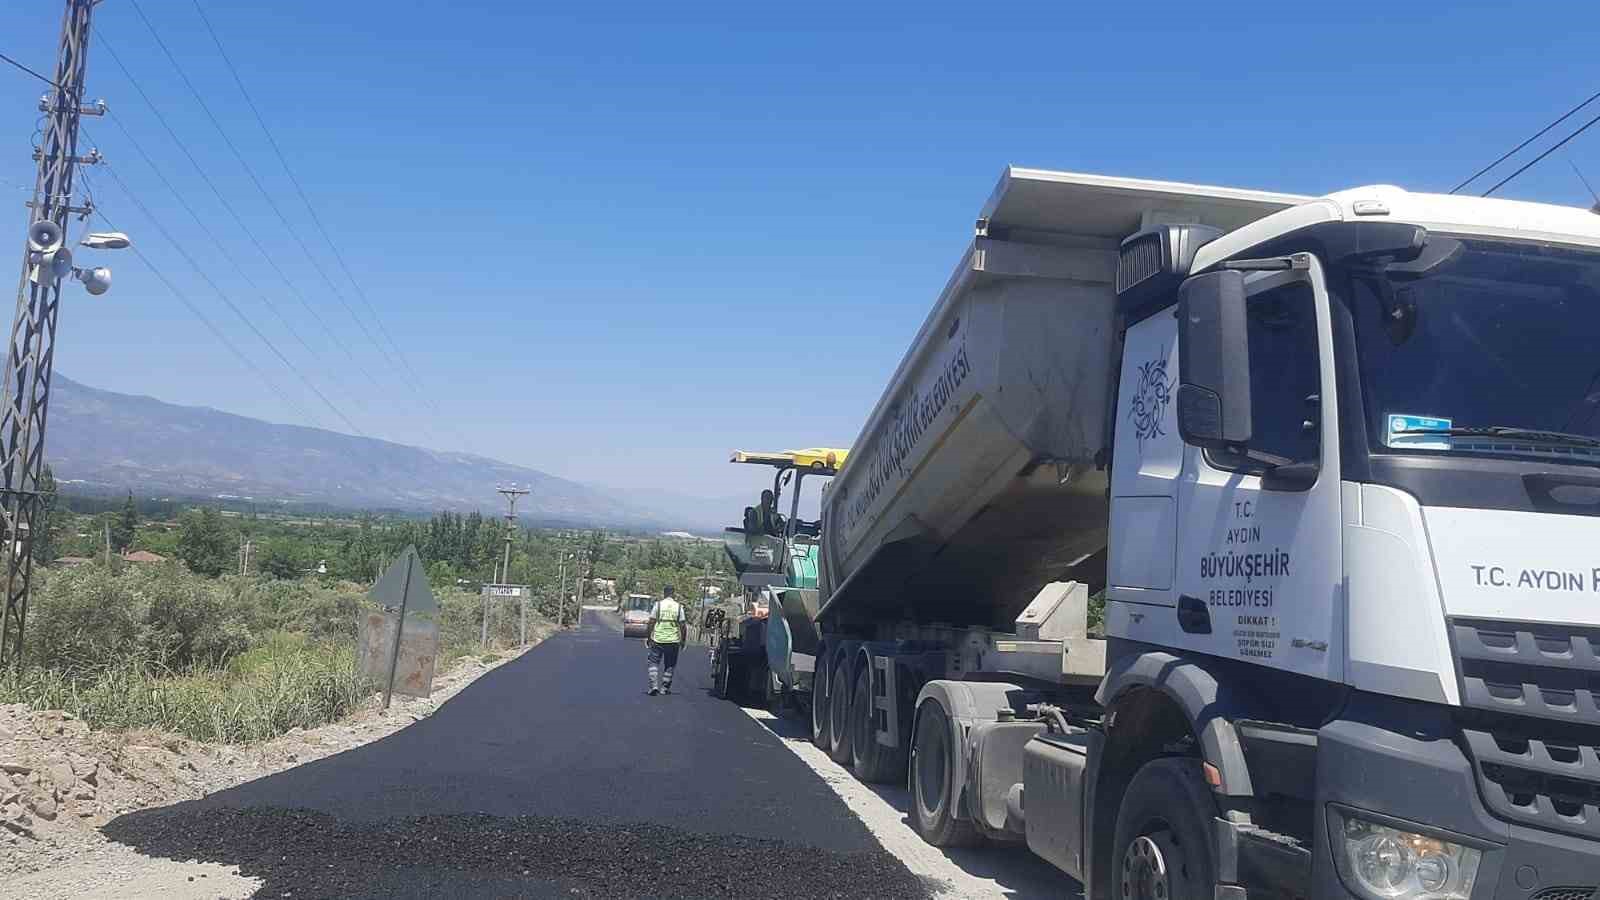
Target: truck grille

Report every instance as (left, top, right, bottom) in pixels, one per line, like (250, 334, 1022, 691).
(1452, 618, 1600, 726)
(1453, 618, 1600, 839)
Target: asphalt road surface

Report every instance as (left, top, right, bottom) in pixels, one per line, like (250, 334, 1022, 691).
(102, 610, 930, 899)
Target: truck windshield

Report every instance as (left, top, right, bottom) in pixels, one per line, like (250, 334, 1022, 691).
(1346, 236, 1600, 467)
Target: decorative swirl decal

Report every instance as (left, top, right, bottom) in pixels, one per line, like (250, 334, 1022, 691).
(1129, 349, 1171, 454)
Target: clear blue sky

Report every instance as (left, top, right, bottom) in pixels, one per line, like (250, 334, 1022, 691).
(6, 1, 1600, 500)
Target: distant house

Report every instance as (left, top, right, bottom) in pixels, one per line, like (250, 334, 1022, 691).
(53, 556, 94, 567)
(121, 550, 167, 564)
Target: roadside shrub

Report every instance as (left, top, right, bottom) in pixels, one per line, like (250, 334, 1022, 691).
(142, 565, 252, 668)
(227, 630, 310, 676)
(9, 564, 548, 745)
(26, 566, 143, 673)
(0, 643, 372, 744)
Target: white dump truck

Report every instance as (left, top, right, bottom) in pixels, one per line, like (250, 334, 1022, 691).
(809, 167, 1600, 898)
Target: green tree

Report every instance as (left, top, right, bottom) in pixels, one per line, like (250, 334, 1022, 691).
(426, 559, 459, 591)
(109, 492, 137, 552)
(256, 538, 306, 579)
(31, 465, 58, 565)
(177, 507, 234, 577)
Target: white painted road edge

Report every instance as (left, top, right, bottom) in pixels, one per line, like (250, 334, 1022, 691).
(739, 707, 1067, 900)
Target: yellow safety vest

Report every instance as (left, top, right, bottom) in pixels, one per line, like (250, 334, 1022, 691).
(651, 598, 684, 644)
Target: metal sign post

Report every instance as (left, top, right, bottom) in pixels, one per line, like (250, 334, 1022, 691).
(480, 583, 527, 648)
(382, 551, 414, 711)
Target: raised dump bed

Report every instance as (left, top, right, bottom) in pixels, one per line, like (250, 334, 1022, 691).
(818, 169, 1299, 629)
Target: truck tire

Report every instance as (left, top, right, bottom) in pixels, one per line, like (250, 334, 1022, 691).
(1111, 758, 1219, 900)
(910, 699, 977, 846)
(811, 661, 831, 749)
(827, 664, 853, 764)
(711, 656, 728, 699)
(725, 658, 744, 704)
(850, 666, 903, 783)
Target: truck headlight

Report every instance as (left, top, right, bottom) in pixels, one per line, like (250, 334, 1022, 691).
(1330, 807, 1482, 900)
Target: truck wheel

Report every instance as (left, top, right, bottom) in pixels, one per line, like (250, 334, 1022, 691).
(725, 659, 745, 703)
(1111, 758, 1219, 900)
(711, 654, 728, 699)
(827, 664, 853, 764)
(811, 663, 831, 749)
(910, 700, 977, 846)
(850, 666, 902, 783)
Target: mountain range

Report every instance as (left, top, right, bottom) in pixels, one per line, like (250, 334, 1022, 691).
(43, 375, 727, 530)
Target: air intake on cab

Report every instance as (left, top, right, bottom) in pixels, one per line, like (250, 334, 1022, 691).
(1116, 224, 1223, 319)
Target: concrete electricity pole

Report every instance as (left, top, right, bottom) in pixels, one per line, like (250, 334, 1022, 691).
(496, 485, 528, 584)
(0, 0, 111, 667)
(556, 552, 569, 628)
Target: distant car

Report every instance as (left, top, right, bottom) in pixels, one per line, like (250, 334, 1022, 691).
(621, 594, 653, 639)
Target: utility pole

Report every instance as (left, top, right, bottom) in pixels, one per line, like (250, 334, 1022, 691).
(0, 0, 110, 668)
(495, 485, 528, 586)
(556, 552, 567, 628)
(488, 485, 528, 648)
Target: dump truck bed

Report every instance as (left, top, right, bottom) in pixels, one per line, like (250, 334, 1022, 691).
(817, 168, 1305, 628)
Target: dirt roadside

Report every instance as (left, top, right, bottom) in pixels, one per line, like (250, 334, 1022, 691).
(0, 621, 559, 898)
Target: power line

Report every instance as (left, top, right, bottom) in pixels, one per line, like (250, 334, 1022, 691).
(1451, 90, 1600, 194)
(1482, 111, 1600, 197)
(187, 0, 450, 427)
(92, 32, 393, 406)
(0, 50, 58, 87)
(85, 114, 376, 427)
(94, 159, 368, 436)
(123, 0, 444, 442)
(84, 186, 324, 431)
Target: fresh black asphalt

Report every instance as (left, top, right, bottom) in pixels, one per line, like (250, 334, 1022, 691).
(102, 610, 929, 898)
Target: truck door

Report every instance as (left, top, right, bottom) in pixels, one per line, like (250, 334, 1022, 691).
(1162, 258, 1344, 682)
(1108, 308, 1183, 608)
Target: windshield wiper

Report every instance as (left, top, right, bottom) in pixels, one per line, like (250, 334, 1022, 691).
(1394, 426, 1600, 449)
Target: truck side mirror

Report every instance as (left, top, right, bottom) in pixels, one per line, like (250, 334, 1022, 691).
(1177, 270, 1252, 451)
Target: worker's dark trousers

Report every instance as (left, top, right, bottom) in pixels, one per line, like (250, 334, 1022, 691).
(647, 641, 681, 691)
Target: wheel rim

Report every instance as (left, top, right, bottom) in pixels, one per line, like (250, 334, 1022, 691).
(914, 710, 947, 816)
(830, 669, 850, 751)
(1121, 833, 1179, 900)
(852, 674, 871, 766)
(812, 674, 828, 738)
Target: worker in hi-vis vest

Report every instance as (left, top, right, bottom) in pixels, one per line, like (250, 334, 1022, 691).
(646, 584, 687, 695)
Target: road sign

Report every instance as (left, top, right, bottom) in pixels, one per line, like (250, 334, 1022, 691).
(363, 545, 439, 707)
(370, 546, 438, 615)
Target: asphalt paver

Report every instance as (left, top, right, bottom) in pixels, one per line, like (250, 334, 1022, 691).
(101, 611, 929, 898)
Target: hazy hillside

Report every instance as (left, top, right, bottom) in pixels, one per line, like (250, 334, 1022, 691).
(43, 375, 676, 527)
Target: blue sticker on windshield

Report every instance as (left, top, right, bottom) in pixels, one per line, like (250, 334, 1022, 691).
(1386, 413, 1452, 450)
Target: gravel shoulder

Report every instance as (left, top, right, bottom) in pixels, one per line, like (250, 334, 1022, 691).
(0, 621, 558, 897)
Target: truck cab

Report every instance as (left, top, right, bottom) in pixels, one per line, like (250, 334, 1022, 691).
(809, 168, 1600, 899)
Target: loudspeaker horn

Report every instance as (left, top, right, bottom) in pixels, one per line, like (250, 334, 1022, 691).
(27, 221, 63, 253)
(28, 247, 72, 285)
